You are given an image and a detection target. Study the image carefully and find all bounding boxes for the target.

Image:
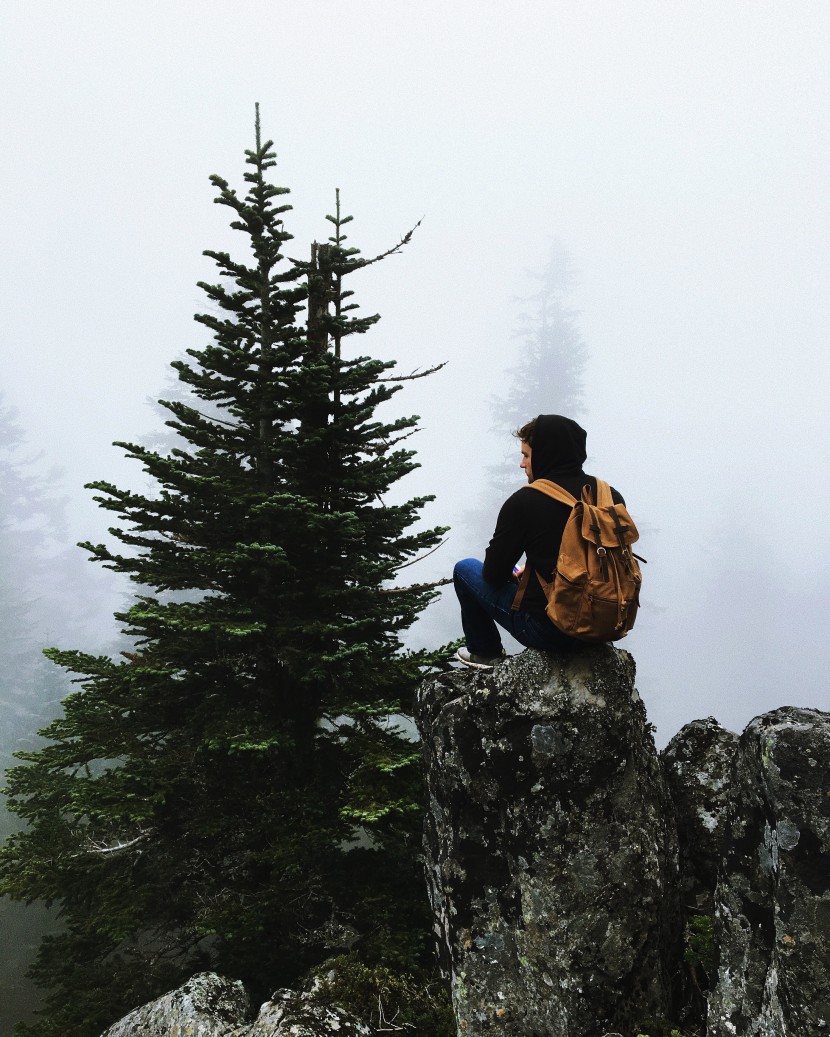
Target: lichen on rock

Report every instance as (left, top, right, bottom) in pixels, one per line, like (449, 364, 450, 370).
(416, 646, 682, 1036)
(99, 971, 252, 1036)
(707, 707, 830, 1036)
(661, 716, 739, 913)
(98, 971, 374, 1037)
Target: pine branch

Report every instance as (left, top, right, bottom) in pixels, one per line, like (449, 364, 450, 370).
(338, 217, 423, 271)
(376, 362, 447, 383)
(377, 577, 452, 595)
(292, 219, 423, 276)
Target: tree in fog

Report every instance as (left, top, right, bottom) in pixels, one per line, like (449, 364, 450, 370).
(499, 243, 586, 434)
(465, 244, 588, 550)
(0, 401, 71, 768)
(0, 400, 76, 1035)
(1, 113, 449, 1037)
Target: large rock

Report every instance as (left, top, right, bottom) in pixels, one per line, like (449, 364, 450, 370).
(243, 988, 373, 1035)
(100, 971, 373, 1036)
(100, 971, 252, 1036)
(661, 717, 739, 911)
(416, 646, 681, 1036)
(707, 707, 830, 1036)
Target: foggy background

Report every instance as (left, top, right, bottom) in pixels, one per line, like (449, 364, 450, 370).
(3, 0, 829, 737)
(3, 0, 828, 737)
(1, 4, 829, 1022)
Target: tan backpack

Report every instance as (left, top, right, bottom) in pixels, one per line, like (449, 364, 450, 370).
(512, 478, 642, 643)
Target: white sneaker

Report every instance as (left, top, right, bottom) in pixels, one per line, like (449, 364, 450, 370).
(456, 647, 506, 670)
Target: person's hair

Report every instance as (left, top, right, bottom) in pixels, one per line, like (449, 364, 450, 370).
(513, 418, 536, 445)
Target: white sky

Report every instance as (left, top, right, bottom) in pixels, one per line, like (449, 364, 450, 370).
(2, 1, 829, 743)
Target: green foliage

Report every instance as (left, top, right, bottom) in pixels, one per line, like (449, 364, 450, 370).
(684, 912, 715, 985)
(1, 110, 448, 1037)
(0, 399, 83, 1035)
(311, 954, 455, 1036)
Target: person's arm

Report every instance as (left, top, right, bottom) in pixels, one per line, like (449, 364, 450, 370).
(482, 493, 526, 585)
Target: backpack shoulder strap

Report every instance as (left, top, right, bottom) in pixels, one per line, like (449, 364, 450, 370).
(513, 480, 578, 614)
(595, 479, 613, 507)
(525, 479, 578, 507)
(511, 567, 531, 612)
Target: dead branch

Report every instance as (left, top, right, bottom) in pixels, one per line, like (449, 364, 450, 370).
(392, 537, 449, 571)
(77, 832, 151, 857)
(376, 993, 416, 1031)
(376, 362, 447, 383)
(378, 577, 452, 595)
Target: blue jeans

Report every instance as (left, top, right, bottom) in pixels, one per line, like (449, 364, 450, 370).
(453, 557, 580, 656)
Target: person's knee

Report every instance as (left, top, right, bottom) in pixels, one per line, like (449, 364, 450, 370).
(454, 557, 482, 583)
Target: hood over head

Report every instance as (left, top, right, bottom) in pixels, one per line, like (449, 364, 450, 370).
(529, 414, 587, 479)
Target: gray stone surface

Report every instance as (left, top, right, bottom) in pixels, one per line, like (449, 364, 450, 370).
(416, 646, 681, 1036)
(100, 972, 374, 1037)
(100, 971, 252, 1036)
(707, 707, 830, 1036)
(661, 717, 739, 911)
(244, 989, 373, 1036)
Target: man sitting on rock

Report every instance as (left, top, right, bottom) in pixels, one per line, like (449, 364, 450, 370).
(454, 413, 625, 669)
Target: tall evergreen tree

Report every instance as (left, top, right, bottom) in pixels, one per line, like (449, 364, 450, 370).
(0, 402, 66, 769)
(498, 243, 586, 434)
(463, 243, 588, 553)
(1, 111, 448, 1037)
(0, 399, 74, 1036)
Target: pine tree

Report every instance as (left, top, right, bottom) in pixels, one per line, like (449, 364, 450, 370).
(463, 243, 589, 553)
(0, 399, 73, 1036)
(498, 243, 586, 435)
(0, 399, 75, 767)
(1, 110, 449, 1037)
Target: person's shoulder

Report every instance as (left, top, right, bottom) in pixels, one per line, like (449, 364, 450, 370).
(497, 484, 555, 516)
(500, 486, 533, 512)
(517, 482, 574, 513)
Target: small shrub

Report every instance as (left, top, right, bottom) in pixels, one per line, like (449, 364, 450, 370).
(684, 913, 715, 987)
(310, 953, 455, 1036)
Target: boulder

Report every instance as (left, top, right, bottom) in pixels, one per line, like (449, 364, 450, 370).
(99, 972, 373, 1037)
(100, 971, 251, 1036)
(416, 646, 681, 1036)
(707, 707, 830, 1036)
(244, 989, 373, 1036)
(661, 717, 739, 911)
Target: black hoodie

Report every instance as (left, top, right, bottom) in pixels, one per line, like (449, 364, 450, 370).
(482, 414, 624, 618)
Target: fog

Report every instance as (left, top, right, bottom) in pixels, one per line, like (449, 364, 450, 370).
(2, 3, 829, 1027)
(2, 4, 828, 751)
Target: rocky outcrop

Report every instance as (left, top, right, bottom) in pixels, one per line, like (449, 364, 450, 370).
(98, 682, 830, 1037)
(661, 717, 739, 912)
(707, 707, 830, 1037)
(100, 972, 252, 1036)
(416, 646, 681, 1036)
(244, 988, 373, 1036)
(100, 971, 373, 1037)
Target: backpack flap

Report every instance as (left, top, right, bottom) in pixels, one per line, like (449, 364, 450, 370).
(580, 503, 639, 548)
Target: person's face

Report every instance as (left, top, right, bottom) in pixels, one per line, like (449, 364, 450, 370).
(520, 441, 533, 482)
